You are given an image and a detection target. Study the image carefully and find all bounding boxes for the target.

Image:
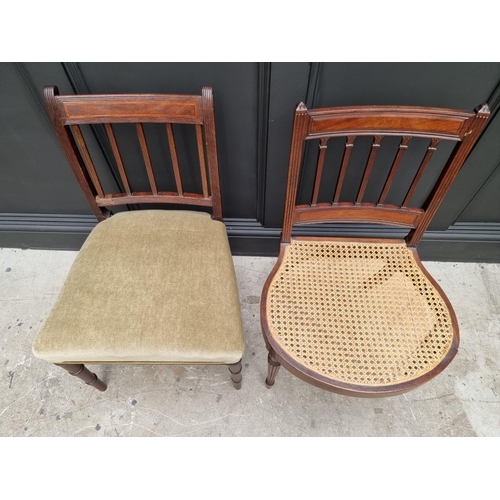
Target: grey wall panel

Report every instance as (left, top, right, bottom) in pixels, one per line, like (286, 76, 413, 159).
(459, 164, 500, 223)
(263, 62, 310, 227)
(0, 63, 91, 214)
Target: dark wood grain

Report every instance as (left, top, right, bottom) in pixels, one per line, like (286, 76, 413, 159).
(282, 103, 310, 243)
(294, 202, 422, 227)
(356, 135, 383, 203)
(43, 86, 107, 221)
(378, 136, 411, 204)
(265, 351, 281, 389)
(56, 363, 107, 392)
(307, 105, 475, 140)
(135, 123, 158, 195)
(333, 135, 355, 203)
(278, 101, 490, 246)
(166, 123, 183, 195)
(43, 85, 221, 217)
(196, 125, 210, 198)
(70, 125, 105, 198)
(201, 87, 223, 221)
(57, 94, 203, 125)
(96, 192, 212, 207)
(311, 138, 328, 205)
(402, 138, 441, 207)
(104, 123, 131, 195)
(228, 360, 242, 390)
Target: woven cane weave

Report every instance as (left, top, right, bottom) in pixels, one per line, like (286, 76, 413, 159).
(266, 240, 454, 386)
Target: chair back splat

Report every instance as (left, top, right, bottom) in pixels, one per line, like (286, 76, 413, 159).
(282, 103, 490, 245)
(43, 86, 222, 221)
(34, 87, 245, 393)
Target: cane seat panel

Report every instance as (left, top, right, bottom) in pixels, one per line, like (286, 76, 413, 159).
(265, 239, 455, 387)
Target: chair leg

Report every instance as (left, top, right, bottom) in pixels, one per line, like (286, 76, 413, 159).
(55, 363, 107, 392)
(265, 351, 281, 389)
(228, 360, 242, 390)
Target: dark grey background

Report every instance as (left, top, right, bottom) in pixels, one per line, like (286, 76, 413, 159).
(1, 62, 499, 261)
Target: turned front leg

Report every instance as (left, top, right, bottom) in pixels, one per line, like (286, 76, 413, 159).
(228, 360, 242, 390)
(55, 363, 107, 392)
(265, 351, 281, 389)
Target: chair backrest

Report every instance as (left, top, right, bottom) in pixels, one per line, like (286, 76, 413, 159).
(282, 102, 490, 246)
(44, 86, 222, 222)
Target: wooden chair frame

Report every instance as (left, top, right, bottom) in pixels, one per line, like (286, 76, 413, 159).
(44, 86, 223, 221)
(43, 86, 242, 391)
(261, 101, 490, 396)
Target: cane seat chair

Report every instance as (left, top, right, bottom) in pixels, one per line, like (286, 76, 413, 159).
(32, 86, 244, 391)
(261, 102, 490, 396)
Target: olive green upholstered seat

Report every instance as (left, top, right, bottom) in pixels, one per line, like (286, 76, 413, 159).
(33, 210, 244, 365)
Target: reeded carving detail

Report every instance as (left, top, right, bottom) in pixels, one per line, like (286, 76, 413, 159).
(201, 86, 213, 104)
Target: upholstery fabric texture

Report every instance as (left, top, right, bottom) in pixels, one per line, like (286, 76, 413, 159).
(33, 210, 244, 364)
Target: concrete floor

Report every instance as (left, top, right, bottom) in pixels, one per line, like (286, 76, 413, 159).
(1, 247, 499, 437)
